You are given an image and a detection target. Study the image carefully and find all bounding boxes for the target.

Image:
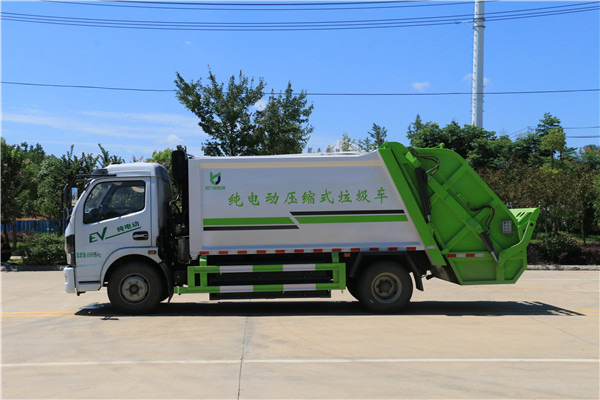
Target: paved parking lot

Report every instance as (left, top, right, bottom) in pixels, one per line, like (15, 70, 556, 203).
(2, 270, 599, 399)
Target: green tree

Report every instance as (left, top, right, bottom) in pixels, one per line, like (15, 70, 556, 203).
(511, 132, 544, 167)
(535, 112, 562, 138)
(175, 70, 265, 156)
(406, 115, 443, 149)
(147, 148, 173, 167)
(176, 70, 314, 156)
(1, 139, 38, 247)
(254, 82, 313, 155)
(35, 156, 66, 230)
(35, 145, 99, 233)
(147, 148, 176, 190)
(358, 123, 388, 152)
(567, 166, 599, 243)
(406, 114, 425, 137)
(406, 116, 498, 163)
(467, 135, 513, 170)
(327, 133, 357, 153)
(97, 144, 124, 167)
(577, 145, 600, 170)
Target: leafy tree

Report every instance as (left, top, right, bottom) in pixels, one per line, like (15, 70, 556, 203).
(406, 115, 497, 162)
(176, 70, 313, 156)
(540, 126, 577, 169)
(97, 143, 124, 167)
(406, 114, 425, 137)
(254, 82, 313, 155)
(147, 148, 176, 190)
(147, 148, 173, 167)
(358, 123, 388, 152)
(18, 142, 46, 165)
(567, 166, 598, 243)
(35, 156, 66, 231)
(327, 133, 357, 153)
(466, 135, 513, 170)
(406, 115, 443, 149)
(511, 132, 544, 167)
(35, 145, 100, 233)
(175, 70, 265, 156)
(1, 139, 38, 247)
(577, 145, 600, 170)
(535, 112, 562, 138)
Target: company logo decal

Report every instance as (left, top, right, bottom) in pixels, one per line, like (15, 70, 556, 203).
(210, 172, 222, 185)
(205, 171, 226, 191)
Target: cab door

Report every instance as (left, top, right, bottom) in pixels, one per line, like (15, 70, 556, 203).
(74, 178, 152, 288)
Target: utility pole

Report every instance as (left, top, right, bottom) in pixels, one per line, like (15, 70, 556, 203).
(471, 0, 485, 128)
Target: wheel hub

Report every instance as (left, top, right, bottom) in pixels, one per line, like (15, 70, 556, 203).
(372, 273, 401, 303)
(121, 276, 148, 303)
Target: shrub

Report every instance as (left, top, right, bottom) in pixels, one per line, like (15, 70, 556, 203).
(541, 233, 580, 264)
(571, 243, 600, 265)
(527, 242, 545, 264)
(20, 233, 66, 265)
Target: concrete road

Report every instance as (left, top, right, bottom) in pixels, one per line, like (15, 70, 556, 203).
(2, 270, 599, 399)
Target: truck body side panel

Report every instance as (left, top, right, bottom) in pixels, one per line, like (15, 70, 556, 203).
(187, 152, 426, 255)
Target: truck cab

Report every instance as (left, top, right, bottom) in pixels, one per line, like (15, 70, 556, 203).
(63, 163, 172, 309)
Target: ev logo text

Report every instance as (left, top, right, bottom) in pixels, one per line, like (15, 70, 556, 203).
(89, 227, 107, 243)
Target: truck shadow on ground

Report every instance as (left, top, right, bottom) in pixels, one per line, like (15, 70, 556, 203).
(75, 300, 584, 318)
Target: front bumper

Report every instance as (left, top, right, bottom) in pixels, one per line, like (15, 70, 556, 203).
(64, 267, 76, 293)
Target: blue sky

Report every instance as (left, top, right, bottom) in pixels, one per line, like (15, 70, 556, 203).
(1, 0, 599, 161)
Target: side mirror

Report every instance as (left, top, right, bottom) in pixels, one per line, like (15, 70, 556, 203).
(63, 184, 72, 207)
(71, 187, 79, 207)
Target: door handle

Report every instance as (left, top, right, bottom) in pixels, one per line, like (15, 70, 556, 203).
(132, 231, 149, 241)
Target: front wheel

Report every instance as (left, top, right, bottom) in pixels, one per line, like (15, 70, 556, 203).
(358, 261, 413, 313)
(107, 262, 163, 314)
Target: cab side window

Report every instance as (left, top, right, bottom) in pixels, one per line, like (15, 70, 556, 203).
(84, 181, 145, 224)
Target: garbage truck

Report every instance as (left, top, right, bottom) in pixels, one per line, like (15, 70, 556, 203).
(63, 142, 539, 314)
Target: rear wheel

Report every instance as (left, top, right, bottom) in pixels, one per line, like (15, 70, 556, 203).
(107, 262, 162, 314)
(358, 261, 413, 313)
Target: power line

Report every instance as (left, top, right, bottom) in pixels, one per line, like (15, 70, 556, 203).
(43, 0, 476, 12)
(3, 3, 598, 31)
(2, 81, 598, 97)
(1, 81, 174, 92)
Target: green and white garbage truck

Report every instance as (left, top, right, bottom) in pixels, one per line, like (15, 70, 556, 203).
(63, 142, 539, 314)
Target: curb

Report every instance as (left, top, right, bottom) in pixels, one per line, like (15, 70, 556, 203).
(1, 264, 65, 272)
(527, 265, 600, 271)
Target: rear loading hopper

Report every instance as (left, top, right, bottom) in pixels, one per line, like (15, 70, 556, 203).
(380, 142, 539, 285)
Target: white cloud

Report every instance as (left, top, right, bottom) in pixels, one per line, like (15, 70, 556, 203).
(167, 134, 183, 146)
(3, 109, 202, 138)
(412, 82, 431, 92)
(1, 108, 206, 158)
(253, 98, 268, 111)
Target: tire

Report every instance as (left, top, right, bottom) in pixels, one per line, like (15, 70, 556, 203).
(107, 262, 163, 314)
(358, 261, 413, 313)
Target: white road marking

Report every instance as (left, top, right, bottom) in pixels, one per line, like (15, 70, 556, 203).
(3, 358, 598, 368)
